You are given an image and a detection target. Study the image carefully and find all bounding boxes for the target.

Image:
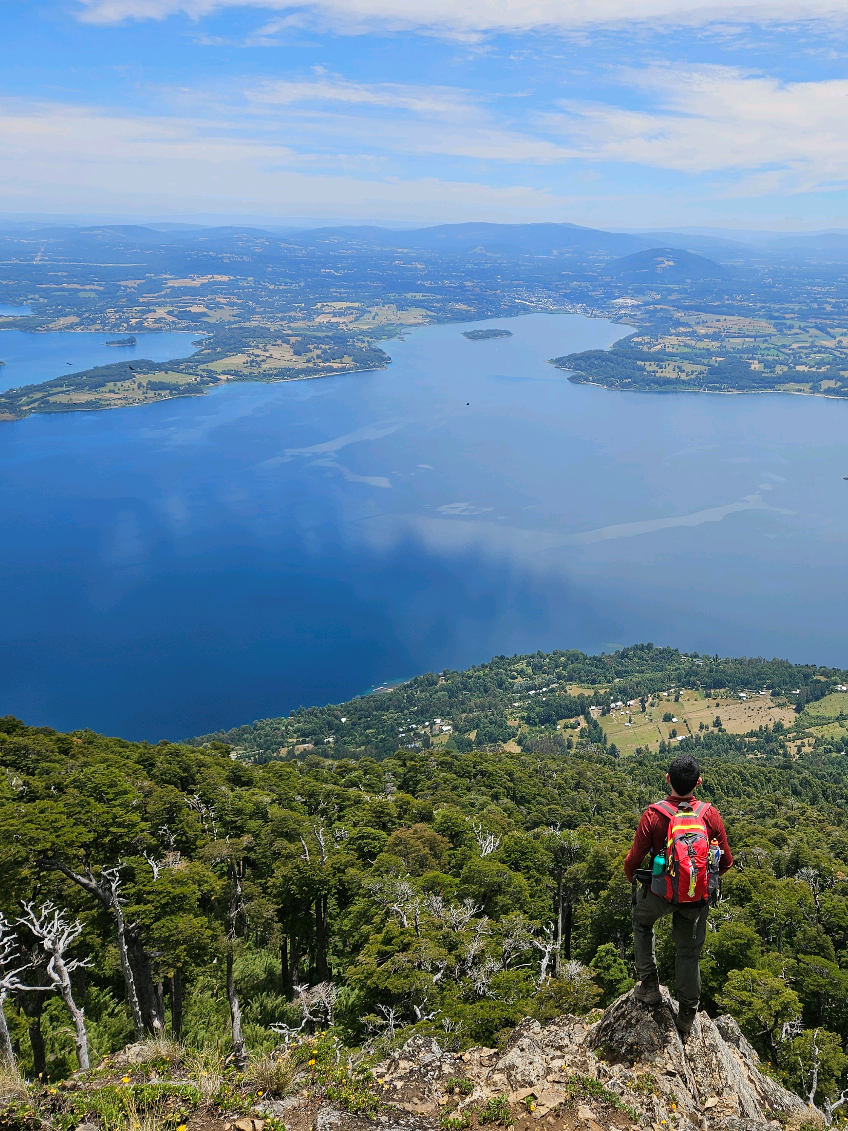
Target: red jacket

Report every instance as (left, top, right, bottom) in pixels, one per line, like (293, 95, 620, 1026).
(624, 794, 733, 882)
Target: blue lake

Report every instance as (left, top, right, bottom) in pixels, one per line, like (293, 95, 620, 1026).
(0, 329, 200, 392)
(1, 310, 847, 741)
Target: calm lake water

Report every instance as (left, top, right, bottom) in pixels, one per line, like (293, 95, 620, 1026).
(0, 330, 200, 392)
(1, 311, 847, 740)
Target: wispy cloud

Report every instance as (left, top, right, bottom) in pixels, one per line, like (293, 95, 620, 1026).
(75, 0, 848, 35)
(247, 73, 469, 115)
(542, 65, 848, 188)
(5, 58, 848, 224)
(241, 72, 574, 162)
(0, 97, 579, 218)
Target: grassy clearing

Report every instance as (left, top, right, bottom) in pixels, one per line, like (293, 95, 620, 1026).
(0, 1030, 368, 1131)
(599, 690, 796, 755)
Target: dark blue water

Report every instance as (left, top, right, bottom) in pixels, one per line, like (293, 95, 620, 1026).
(0, 330, 200, 392)
(1, 311, 847, 740)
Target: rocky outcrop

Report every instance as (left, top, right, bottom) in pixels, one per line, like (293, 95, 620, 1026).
(590, 989, 818, 1131)
(334, 989, 822, 1131)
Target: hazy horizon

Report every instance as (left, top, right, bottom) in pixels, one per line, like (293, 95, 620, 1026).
(2, 214, 848, 241)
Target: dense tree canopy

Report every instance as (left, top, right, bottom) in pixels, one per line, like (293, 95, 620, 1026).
(3, 645, 848, 1112)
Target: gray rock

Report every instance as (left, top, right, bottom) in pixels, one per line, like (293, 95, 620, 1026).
(588, 989, 822, 1131)
(318, 989, 822, 1131)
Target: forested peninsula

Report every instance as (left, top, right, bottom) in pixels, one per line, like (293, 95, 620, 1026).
(3, 645, 848, 1127)
(4, 222, 848, 419)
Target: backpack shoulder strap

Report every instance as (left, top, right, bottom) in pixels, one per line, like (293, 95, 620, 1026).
(650, 800, 678, 819)
(692, 800, 711, 818)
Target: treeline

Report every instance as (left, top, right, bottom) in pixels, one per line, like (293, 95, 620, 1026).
(194, 643, 844, 762)
(0, 322, 392, 420)
(550, 334, 848, 396)
(549, 345, 662, 389)
(0, 357, 211, 419)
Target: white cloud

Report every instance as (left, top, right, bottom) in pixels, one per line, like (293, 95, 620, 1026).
(542, 66, 848, 187)
(241, 74, 574, 162)
(241, 66, 848, 183)
(0, 98, 578, 220)
(247, 75, 468, 116)
(74, 0, 848, 34)
(5, 63, 848, 226)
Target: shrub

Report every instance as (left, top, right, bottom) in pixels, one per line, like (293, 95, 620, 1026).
(479, 1094, 513, 1125)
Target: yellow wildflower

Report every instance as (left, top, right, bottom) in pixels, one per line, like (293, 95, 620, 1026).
(309, 1058, 316, 1066)
(121, 1076, 130, 1084)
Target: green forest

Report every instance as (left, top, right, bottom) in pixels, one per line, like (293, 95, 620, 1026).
(3, 644, 848, 1125)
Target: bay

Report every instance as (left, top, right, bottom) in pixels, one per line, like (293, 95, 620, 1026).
(0, 310, 846, 741)
(0, 329, 200, 392)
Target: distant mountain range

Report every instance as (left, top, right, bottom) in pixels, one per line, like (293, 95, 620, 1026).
(2, 218, 848, 269)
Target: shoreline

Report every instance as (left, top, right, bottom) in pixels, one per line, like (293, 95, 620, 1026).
(562, 372, 848, 401)
(5, 306, 845, 421)
(0, 358, 393, 423)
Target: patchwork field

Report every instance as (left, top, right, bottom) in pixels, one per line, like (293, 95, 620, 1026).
(598, 687, 797, 755)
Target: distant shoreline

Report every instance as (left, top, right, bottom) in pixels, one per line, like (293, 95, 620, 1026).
(6, 308, 845, 421)
(561, 371, 848, 400)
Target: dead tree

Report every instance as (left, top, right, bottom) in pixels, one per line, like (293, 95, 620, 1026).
(35, 858, 153, 1038)
(270, 981, 338, 1046)
(531, 923, 557, 989)
(470, 821, 501, 857)
(372, 1003, 401, 1041)
(825, 1088, 848, 1126)
(499, 916, 536, 970)
(0, 912, 49, 1068)
(368, 878, 423, 935)
(18, 902, 92, 1071)
(225, 855, 248, 1065)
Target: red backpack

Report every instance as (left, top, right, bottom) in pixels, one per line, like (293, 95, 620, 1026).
(649, 799, 720, 903)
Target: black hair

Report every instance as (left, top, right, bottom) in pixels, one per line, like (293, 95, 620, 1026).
(668, 753, 700, 794)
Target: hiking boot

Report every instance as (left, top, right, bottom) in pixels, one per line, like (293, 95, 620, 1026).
(633, 972, 662, 1005)
(676, 1004, 698, 1036)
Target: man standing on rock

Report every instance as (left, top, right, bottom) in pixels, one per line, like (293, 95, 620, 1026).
(624, 753, 733, 1035)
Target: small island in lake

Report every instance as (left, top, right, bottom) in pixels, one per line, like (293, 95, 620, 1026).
(105, 336, 137, 347)
(463, 328, 512, 340)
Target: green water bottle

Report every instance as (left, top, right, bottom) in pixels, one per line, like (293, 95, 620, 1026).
(652, 852, 666, 876)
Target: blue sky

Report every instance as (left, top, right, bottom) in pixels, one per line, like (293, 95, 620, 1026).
(3, 0, 848, 229)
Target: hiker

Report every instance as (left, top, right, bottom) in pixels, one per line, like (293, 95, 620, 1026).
(624, 753, 733, 1035)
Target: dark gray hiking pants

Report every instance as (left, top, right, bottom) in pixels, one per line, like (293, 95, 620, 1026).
(632, 885, 709, 1008)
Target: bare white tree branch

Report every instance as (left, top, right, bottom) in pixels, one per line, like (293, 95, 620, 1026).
(17, 902, 92, 1071)
(531, 923, 557, 989)
(470, 821, 501, 857)
(0, 912, 50, 1067)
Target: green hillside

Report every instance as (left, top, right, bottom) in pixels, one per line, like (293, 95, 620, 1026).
(3, 643, 848, 1119)
(193, 643, 842, 762)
